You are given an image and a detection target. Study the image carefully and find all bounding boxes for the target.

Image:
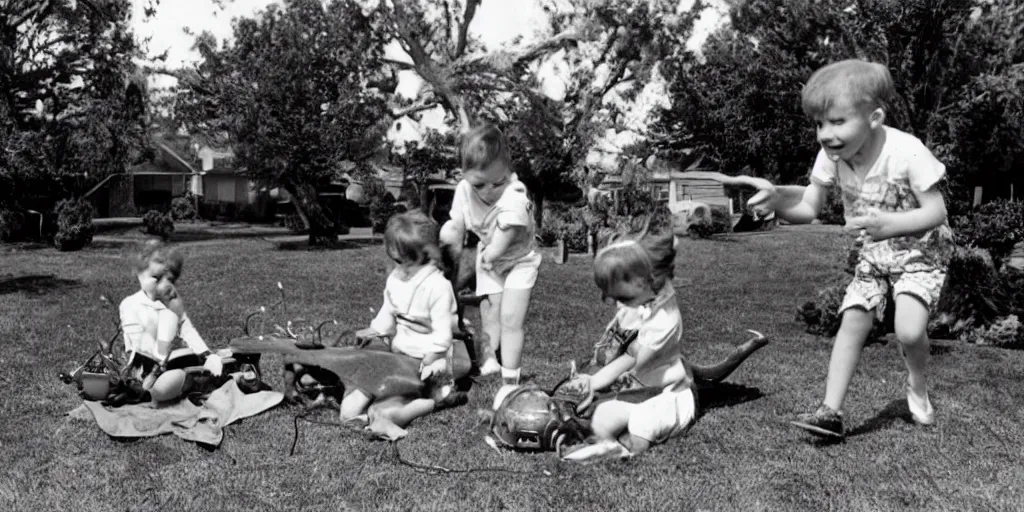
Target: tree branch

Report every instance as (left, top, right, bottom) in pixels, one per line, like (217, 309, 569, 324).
(454, 0, 481, 59)
(512, 29, 583, 68)
(382, 57, 416, 70)
(392, 98, 440, 118)
(10, 0, 53, 30)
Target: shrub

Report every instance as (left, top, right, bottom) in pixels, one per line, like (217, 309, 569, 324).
(933, 246, 1012, 336)
(170, 194, 199, 221)
(369, 194, 402, 234)
(543, 204, 590, 253)
(795, 282, 889, 344)
(951, 200, 1024, 268)
(284, 212, 305, 233)
(961, 315, 1022, 348)
(536, 224, 559, 247)
(53, 198, 95, 251)
(686, 205, 733, 239)
(141, 210, 174, 239)
(0, 209, 26, 242)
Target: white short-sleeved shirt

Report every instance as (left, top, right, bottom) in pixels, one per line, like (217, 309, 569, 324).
(594, 284, 690, 389)
(448, 173, 537, 270)
(369, 264, 457, 360)
(810, 126, 945, 223)
(809, 125, 955, 273)
(119, 290, 210, 361)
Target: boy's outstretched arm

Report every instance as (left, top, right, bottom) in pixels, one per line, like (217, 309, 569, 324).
(709, 172, 824, 224)
(750, 183, 826, 224)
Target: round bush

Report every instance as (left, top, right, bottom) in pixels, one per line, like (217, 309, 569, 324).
(0, 209, 26, 242)
(141, 210, 174, 239)
(951, 200, 1024, 268)
(53, 198, 95, 251)
(170, 195, 198, 221)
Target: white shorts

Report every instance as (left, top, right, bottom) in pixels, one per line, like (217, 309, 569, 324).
(475, 249, 542, 296)
(627, 386, 697, 444)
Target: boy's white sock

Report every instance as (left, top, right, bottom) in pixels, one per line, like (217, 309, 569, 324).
(500, 366, 521, 386)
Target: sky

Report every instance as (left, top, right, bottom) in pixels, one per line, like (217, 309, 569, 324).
(131, 0, 727, 160)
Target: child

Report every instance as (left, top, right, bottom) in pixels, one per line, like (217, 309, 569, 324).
(352, 210, 470, 439)
(119, 240, 223, 403)
(742, 59, 955, 438)
(439, 123, 542, 409)
(557, 222, 770, 461)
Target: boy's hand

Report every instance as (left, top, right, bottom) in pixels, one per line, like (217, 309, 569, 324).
(747, 183, 780, 217)
(705, 171, 780, 217)
(845, 208, 892, 242)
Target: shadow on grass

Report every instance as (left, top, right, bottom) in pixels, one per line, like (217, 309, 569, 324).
(274, 239, 382, 251)
(0, 274, 80, 295)
(845, 398, 912, 439)
(695, 381, 765, 416)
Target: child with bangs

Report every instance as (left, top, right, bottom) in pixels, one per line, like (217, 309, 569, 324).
(119, 240, 224, 403)
(736, 59, 955, 438)
(440, 123, 542, 409)
(559, 221, 769, 461)
(350, 210, 470, 439)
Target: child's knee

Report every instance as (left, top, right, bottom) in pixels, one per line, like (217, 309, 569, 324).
(150, 369, 186, 402)
(339, 389, 372, 419)
(895, 321, 928, 346)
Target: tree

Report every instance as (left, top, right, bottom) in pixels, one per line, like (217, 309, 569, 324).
(0, 0, 151, 212)
(171, 0, 392, 245)
(654, 0, 1022, 202)
(362, 0, 702, 226)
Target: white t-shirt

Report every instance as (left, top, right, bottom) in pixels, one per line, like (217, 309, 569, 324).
(809, 125, 946, 224)
(604, 284, 690, 389)
(119, 290, 210, 361)
(448, 173, 537, 269)
(369, 264, 457, 360)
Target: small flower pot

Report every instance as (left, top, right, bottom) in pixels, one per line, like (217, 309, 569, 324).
(81, 372, 111, 401)
(553, 239, 568, 264)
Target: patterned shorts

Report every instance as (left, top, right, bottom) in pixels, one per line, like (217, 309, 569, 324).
(840, 267, 947, 320)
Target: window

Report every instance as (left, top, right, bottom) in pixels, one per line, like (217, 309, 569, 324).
(652, 183, 670, 202)
(676, 183, 690, 201)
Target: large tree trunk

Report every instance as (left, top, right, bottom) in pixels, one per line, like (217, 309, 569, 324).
(283, 180, 337, 246)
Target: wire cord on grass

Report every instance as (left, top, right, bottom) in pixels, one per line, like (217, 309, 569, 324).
(289, 411, 551, 477)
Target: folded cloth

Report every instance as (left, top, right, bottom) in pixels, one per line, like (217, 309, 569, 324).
(67, 380, 283, 446)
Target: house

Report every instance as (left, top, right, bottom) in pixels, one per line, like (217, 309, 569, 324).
(86, 133, 274, 219)
(595, 155, 734, 216)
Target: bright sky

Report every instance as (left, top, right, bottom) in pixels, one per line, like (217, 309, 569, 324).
(131, 0, 726, 156)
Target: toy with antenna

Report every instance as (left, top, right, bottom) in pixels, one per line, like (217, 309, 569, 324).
(242, 281, 361, 350)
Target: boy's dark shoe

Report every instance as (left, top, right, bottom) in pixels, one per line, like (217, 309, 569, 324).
(790, 404, 844, 439)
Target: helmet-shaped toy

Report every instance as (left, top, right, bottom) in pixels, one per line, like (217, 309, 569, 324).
(488, 384, 589, 453)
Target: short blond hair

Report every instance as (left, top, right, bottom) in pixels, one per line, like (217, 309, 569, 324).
(593, 218, 675, 300)
(461, 123, 510, 172)
(132, 239, 183, 280)
(384, 210, 441, 266)
(801, 59, 895, 118)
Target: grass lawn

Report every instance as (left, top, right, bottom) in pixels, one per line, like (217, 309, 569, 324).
(2, 228, 1022, 511)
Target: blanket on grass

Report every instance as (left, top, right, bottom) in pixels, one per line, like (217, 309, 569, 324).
(67, 380, 283, 446)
